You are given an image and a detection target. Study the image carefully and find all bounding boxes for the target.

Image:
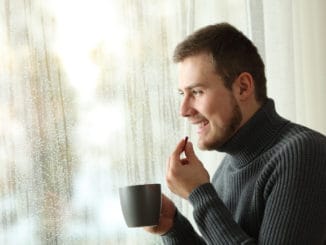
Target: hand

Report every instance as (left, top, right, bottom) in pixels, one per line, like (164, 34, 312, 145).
(166, 138, 210, 199)
(144, 194, 176, 235)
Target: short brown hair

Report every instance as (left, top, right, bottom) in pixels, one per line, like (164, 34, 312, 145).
(173, 23, 267, 103)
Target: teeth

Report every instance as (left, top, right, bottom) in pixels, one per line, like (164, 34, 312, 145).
(198, 120, 208, 128)
(192, 119, 208, 126)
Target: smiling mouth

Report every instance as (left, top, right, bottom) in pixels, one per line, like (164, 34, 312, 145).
(194, 119, 209, 134)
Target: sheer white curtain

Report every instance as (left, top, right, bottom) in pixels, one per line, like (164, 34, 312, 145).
(0, 0, 325, 244)
(262, 0, 326, 134)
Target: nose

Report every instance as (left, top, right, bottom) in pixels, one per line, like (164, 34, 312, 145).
(180, 96, 196, 117)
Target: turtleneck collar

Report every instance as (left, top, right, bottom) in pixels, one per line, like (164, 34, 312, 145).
(217, 98, 289, 167)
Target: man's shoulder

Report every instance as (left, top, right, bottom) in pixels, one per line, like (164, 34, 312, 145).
(277, 122, 326, 146)
(269, 122, 326, 163)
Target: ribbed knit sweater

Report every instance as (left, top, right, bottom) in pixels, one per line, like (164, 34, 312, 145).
(162, 99, 326, 244)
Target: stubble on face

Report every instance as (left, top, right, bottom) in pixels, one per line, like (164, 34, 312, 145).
(198, 98, 243, 151)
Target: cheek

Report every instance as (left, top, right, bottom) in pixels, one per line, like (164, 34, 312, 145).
(205, 99, 236, 126)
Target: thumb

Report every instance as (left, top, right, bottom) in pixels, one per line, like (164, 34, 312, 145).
(184, 141, 200, 162)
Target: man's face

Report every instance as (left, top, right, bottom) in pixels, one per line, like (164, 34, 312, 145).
(178, 53, 242, 150)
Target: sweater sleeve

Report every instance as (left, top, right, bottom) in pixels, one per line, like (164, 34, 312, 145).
(189, 183, 255, 244)
(161, 209, 206, 244)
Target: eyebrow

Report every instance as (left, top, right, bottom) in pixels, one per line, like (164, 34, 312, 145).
(178, 82, 207, 92)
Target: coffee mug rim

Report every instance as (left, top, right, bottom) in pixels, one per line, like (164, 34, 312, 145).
(119, 183, 160, 189)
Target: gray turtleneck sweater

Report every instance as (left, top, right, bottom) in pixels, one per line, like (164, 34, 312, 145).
(162, 99, 326, 244)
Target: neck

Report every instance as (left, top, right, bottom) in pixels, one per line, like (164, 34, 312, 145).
(217, 99, 289, 167)
(238, 98, 264, 129)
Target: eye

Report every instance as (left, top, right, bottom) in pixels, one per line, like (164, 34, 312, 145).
(192, 89, 203, 96)
(178, 90, 185, 96)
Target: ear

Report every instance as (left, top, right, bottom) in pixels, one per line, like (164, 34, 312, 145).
(232, 72, 255, 101)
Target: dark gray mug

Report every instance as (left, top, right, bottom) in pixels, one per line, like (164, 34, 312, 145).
(119, 183, 161, 227)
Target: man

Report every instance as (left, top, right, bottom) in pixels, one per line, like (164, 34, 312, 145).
(146, 23, 326, 244)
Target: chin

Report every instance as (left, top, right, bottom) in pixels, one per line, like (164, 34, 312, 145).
(197, 139, 219, 151)
(198, 134, 227, 151)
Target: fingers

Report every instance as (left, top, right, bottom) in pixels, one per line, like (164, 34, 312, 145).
(182, 136, 188, 151)
(173, 138, 200, 165)
(172, 138, 188, 157)
(161, 193, 174, 211)
(169, 138, 198, 168)
(184, 141, 200, 162)
(170, 137, 191, 163)
(144, 193, 176, 235)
